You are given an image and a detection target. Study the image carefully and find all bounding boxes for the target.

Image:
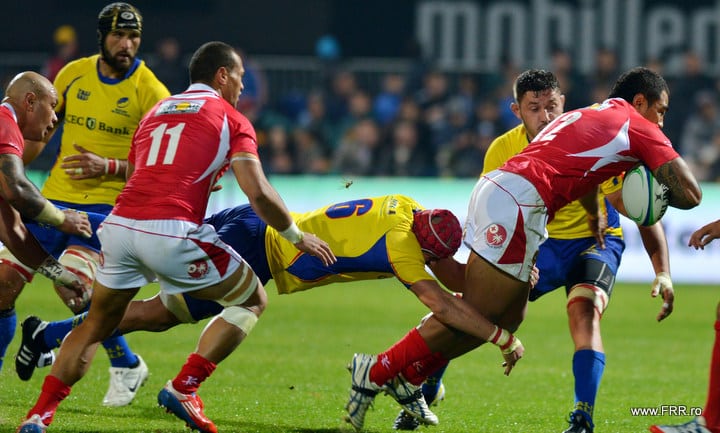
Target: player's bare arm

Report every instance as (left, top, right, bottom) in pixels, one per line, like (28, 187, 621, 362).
(231, 153, 336, 266)
(607, 189, 673, 321)
(0, 154, 91, 237)
(654, 157, 702, 209)
(0, 153, 53, 217)
(410, 279, 524, 374)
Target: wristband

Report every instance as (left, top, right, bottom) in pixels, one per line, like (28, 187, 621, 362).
(279, 221, 304, 244)
(35, 201, 65, 226)
(106, 158, 120, 175)
(489, 325, 519, 354)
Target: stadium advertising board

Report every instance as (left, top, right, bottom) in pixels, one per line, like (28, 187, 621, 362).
(416, 0, 720, 75)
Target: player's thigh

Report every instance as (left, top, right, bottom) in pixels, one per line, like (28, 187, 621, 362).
(85, 280, 140, 339)
(566, 235, 624, 299)
(530, 238, 592, 301)
(462, 252, 529, 330)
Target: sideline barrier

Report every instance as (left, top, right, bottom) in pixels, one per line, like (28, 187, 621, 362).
(27, 172, 720, 285)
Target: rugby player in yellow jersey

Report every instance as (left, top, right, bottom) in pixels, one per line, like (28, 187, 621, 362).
(2, 2, 170, 408)
(392, 69, 675, 433)
(19, 194, 490, 425)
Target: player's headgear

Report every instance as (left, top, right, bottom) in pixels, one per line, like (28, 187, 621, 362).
(97, 2, 142, 49)
(412, 209, 462, 259)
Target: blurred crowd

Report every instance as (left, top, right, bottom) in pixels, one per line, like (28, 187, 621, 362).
(29, 26, 720, 181)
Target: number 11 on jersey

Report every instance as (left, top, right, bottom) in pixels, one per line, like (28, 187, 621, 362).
(147, 123, 185, 166)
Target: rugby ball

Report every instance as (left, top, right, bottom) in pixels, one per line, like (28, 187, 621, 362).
(621, 164, 669, 226)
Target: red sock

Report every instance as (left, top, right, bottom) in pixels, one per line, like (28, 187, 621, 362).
(172, 353, 217, 394)
(369, 328, 432, 386)
(703, 320, 720, 429)
(27, 375, 71, 425)
(401, 352, 449, 385)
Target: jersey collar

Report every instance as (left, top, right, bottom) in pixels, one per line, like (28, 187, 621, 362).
(186, 83, 219, 96)
(1, 102, 17, 123)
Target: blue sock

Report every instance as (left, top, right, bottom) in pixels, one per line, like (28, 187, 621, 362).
(42, 313, 87, 350)
(102, 335, 139, 368)
(44, 311, 136, 368)
(572, 349, 606, 428)
(422, 363, 448, 404)
(0, 308, 17, 370)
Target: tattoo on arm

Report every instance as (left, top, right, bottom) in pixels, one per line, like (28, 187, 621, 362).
(655, 160, 700, 209)
(0, 154, 47, 218)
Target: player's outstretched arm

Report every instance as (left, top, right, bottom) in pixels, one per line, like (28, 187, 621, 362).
(607, 189, 673, 321)
(230, 153, 336, 266)
(410, 279, 524, 375)
(636, 223, 674, 321)
(654, 157, 702, 210)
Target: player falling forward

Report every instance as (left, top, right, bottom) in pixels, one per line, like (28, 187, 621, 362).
(19, 194, 500, 429)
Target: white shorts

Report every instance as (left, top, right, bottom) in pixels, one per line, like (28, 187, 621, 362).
(464, 170, 548, 282)
(96, 215, 244, 295)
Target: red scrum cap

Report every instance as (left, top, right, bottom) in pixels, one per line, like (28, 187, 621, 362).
(412, 209, 462, 259)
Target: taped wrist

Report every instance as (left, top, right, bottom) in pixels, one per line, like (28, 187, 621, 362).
(36, 256, 65, 281)
(35, 201, 65, 226)
(489, 325, 521, 354)
(655, 271, 672, 288)
(279, 221, 304, 244)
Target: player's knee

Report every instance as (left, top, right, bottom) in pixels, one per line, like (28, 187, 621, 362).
(567, 283, 609, 316)
(219, 305, 259, 336)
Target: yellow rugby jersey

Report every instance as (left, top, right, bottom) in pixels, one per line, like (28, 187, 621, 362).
(265, 195, 434, 294)
(482, 124, 622, 239)
(42, 55, 170, 205)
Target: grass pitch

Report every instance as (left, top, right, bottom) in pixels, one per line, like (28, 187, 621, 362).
(0, 277, 715, 432)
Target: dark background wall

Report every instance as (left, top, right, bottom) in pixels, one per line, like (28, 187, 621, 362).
(8, 0, 418, 57)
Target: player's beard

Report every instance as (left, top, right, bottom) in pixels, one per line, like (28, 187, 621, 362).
(101, 47, 134, 75)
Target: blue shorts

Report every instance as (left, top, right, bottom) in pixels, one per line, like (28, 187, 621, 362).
(180, 204, 270, 321)
(25, 201, 111, 257)
(529, 235, 625, 302)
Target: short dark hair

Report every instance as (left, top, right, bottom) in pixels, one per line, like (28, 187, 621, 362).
(513, 69, 560, 102)
(189, 41, 238, 84)
(608, 67, 669, 105)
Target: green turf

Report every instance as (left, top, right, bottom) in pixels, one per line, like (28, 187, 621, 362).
(0, 277, 715, 432)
